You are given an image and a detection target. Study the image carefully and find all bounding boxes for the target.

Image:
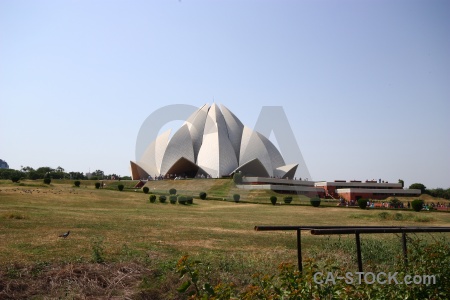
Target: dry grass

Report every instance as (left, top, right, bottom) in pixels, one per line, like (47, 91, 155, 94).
(0, 179, 448, 298)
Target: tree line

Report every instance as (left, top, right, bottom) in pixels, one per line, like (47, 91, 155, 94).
(408, 183, 450, 200)
(0, 166, 131, 182)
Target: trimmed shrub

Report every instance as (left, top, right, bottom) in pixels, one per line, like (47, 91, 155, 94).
(233, 194, 240, 203)
(357, 198, 368, 209)
(310, 196, 321, 207)
(43, 178, 51, 185)
(11, 175, 21, 183)
(270, 196, 277, 205)
(178, 196, 187, 205)
(186, 196, 193, 204)
(95, 182, 101, 189)
(169, 195, 177, 204)
(411, 199, 424, 212)
(284, 196, 293, 204)
(149, 195, 157, 203)
(199, 192, 207, 200)
(159, 195, 167, 203)
(233, 172, 243, 184)
(143, 186, 149, 194)
(74, 180, 81, 187)
(390, 197, 401, 208)
(169, 188, 177, 195)
(118, 184, 124, 191)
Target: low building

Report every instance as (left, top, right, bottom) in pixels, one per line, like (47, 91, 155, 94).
(314, 180, 420, 201)
(237, 177, 421, 201)
(238, 177, 323, 197)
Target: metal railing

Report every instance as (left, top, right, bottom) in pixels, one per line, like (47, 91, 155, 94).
(254, 225, 450, 272)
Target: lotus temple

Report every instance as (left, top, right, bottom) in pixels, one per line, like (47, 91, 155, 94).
(130, 103, 298, 180)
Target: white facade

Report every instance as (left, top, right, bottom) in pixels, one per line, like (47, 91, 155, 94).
(130, 103, 298, 179)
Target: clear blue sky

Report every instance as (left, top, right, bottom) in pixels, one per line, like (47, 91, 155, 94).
(1, 0, 449, 188)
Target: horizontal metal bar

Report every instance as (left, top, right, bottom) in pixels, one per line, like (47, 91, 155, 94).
(254, 225, 449, 231)
(311, 227, 450, 235)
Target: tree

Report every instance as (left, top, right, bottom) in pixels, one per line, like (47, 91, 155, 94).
(409, 183, 426, 194)
(357, 198, 368, 209)
(398, 179, 404, 188)
(270, 196, 277, 205)
(411, 199, 424, 212)
(310, 196, 321, 207)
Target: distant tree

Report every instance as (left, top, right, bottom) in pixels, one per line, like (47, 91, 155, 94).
(398, 179, 404, 188)
(409, 183, 426, 194)
(11, 170, 23, 183)
(74, 180, 81, 187)
(56, 166, 65, 173)
(43, 177, 51, 185)
(92, 170, 104, 179)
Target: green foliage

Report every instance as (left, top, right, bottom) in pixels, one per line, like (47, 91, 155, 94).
(169, 195, 177, 204)
(74, 180, 81, 187)
(175, 238, 450, 299)
(149, 194, 157, 203)
(233, 194, 240, 203)
(169, 188, 177, 195)
(178, 195, 187, 205)
(283, 196, 292, 204)
(43, 177, 51, 185)
(389, 197, 401, 208)
(398, 179, 404, 188)
(199, 192, 207, 200)
(233, 172, 242, 184)
(357, 198, 368, 209)
(270, 196, 277, 205)
(411, 199, 424, 212)
(186, 196, 193, 204)
(409, 183, 426, 194)
(159, 195, 167, 203)
(11, 171, 22, 183)
(142, 186, 149, 194)
(117, 184, 124, 191)
(310, 196, 321, 207)
(95, 182, 101, 189)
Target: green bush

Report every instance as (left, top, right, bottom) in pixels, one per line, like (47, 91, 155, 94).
(95, 182, 101, 189)
(118, 184, 124, 191)
(233, 172, 243, 184)
(159, 195, 167, 203)
(389, 197, 401, 208)
(11, 175, 21, 183)
(74, 180, 81, 187)
(411, 199, 424, 212)
(186, 196, 193, 204)
(233, 194, 240, 203)
(169, 195, 177, 204)
(357, 198, 367, 209)
(270, 196, 277, 205)
(149, 195, 157, 203)
(178, 195, 187, 205)
(143, 186, 149, 194)
(310, 196, 321, 207)
(283, 196, 293, 204)
(199, 192, 207, 200)
(43, 178, 51, 185)
(169, 188, 177, 195)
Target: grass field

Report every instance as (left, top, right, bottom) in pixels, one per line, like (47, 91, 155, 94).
(0, 179, 449, 298)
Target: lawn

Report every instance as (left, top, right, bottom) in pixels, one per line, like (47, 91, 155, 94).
(0, 179, 449, 298)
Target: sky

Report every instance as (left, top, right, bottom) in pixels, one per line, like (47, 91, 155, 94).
(1, 0, 449, 188)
